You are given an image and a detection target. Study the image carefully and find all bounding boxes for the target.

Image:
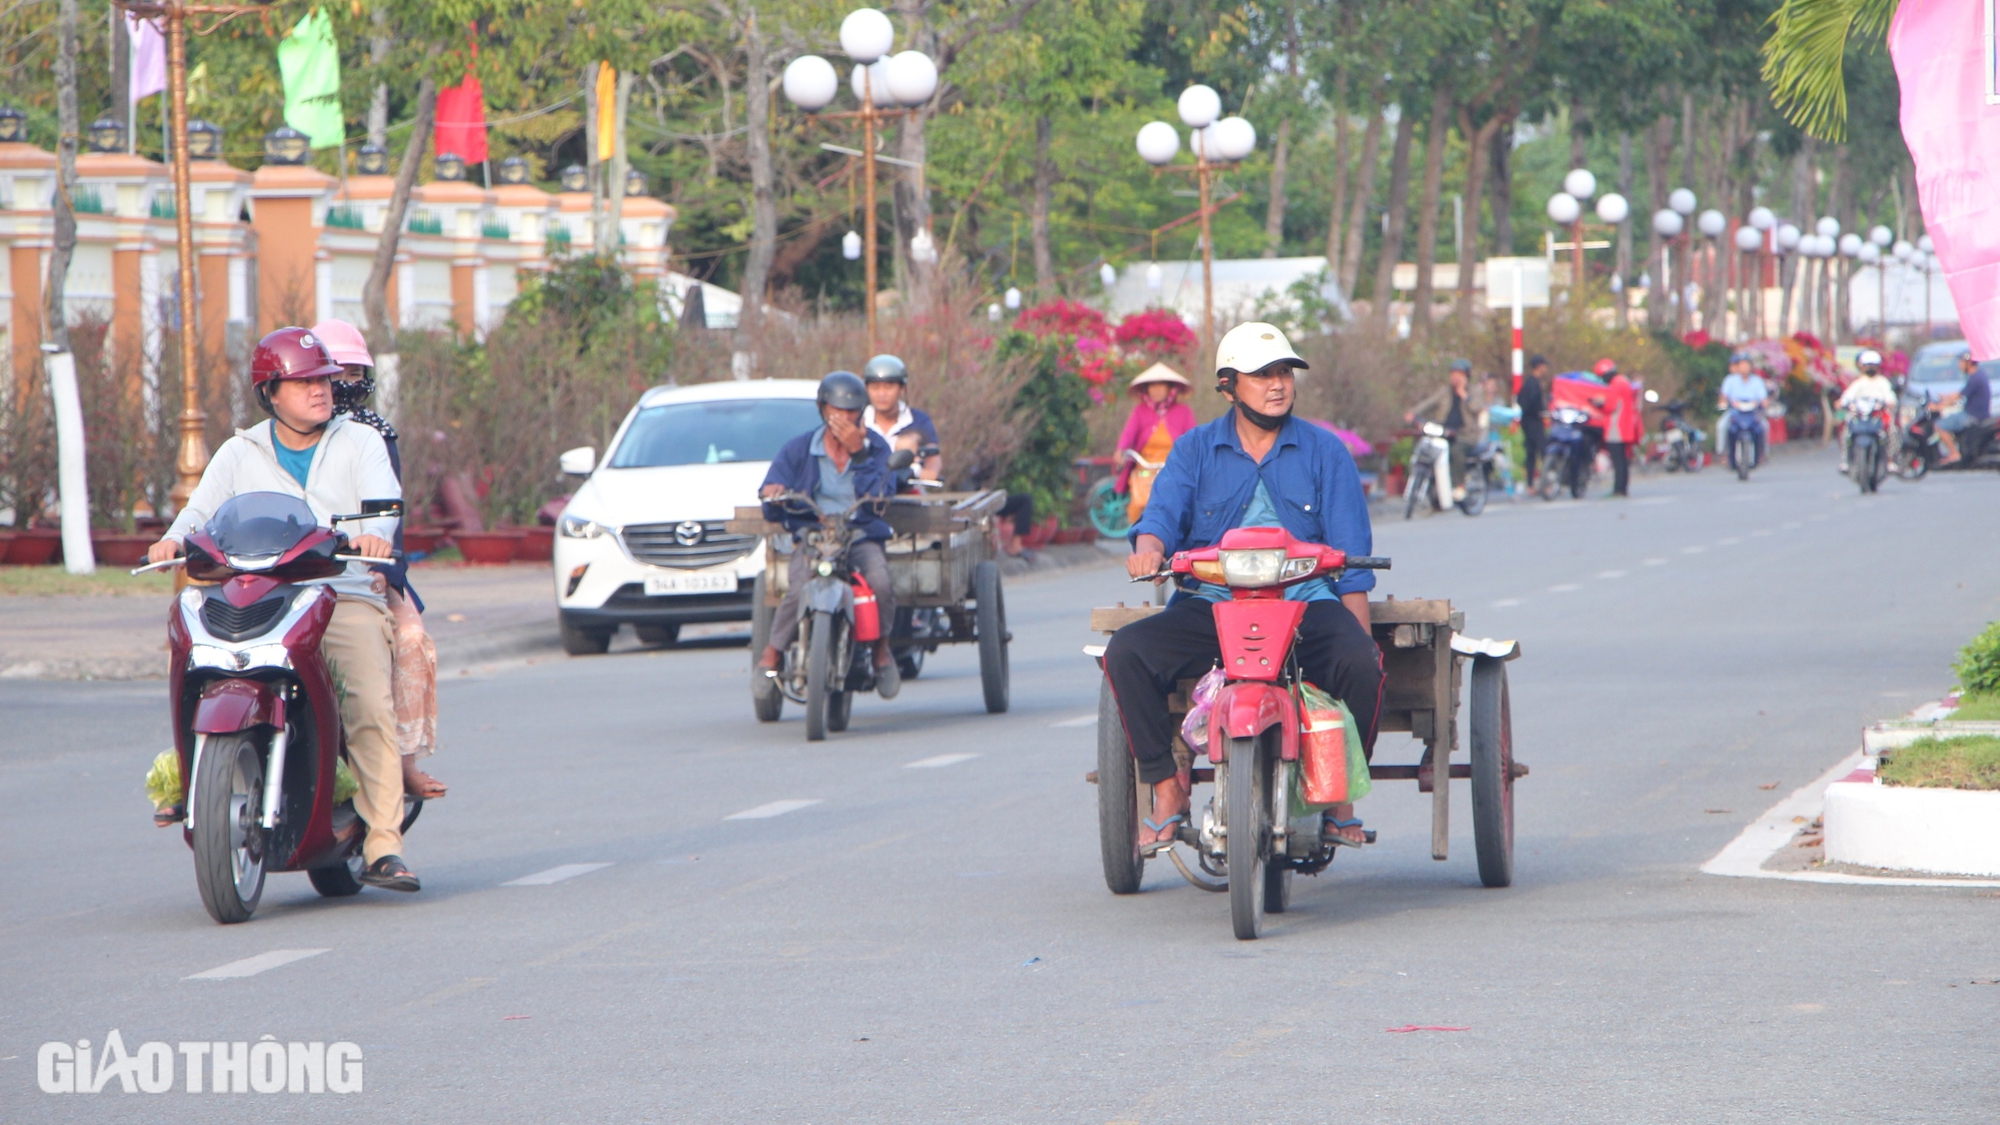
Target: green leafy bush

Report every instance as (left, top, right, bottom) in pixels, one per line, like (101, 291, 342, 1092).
(996, 331, 1091, 528)
(1954, 621, 2000, 698)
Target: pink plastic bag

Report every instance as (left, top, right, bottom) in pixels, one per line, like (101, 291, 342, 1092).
(1178, 667, 1226, 755)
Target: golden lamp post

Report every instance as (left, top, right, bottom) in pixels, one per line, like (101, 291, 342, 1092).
(1135, 85, 1257, 353)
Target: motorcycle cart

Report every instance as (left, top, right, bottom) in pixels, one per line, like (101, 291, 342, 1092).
(731, 488, 1013, 722)
(1086, 595, 1525, 932)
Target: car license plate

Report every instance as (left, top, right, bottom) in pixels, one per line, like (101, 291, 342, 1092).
(643, 568, 738, 596)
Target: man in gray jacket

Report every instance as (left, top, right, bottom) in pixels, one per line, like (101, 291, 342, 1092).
(148, 327, 419, 892)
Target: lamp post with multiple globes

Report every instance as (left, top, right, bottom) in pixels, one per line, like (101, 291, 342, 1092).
(1135, 85, 1257, 350)
(781, 8, 938, 356)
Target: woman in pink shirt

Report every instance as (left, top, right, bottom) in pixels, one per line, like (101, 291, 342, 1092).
(1114, 363, 1197, 524)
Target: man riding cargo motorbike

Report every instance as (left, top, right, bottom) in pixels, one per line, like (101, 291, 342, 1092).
(754, 371, 903, 708)
(1107, 322, 1385, 856)
(146, 326, 420, 894)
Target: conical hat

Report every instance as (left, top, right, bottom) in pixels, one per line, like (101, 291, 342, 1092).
(1129, 363, 1190, 391)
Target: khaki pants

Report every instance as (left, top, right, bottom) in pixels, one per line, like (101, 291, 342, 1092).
(322, 598, 405, 865)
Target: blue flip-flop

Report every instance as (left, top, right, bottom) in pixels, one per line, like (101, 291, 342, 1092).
(1140, 814, 1185, 856)
(1323, 816, 1374, 848)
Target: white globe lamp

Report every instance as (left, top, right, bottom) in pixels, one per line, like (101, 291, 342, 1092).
(1857, 242, 1880, 264)
(1776, 223, 1801, 251)
(1748, 206, 1776, 232)
(1869, 225, 1893, 247)
(850, 62, 897, 107)
(1145, 263, 1163, 290)
(1839, 233, 1863, 257)
(1003, 286, 1021, 310)
(1651, 208, 1683, 237)
(1697, 209, 1726, 238)
(839, 8, 895, 63)
(1594, 193, 1629, 224)
(1546, 192, 1581, 225)
(1562, 168, 1597, 200)
(883, 51, 938, 107)
(1815, 216, 1840, 239)
(1668, 188, 1697, 216)
(1099, 262, 1117, 287)
(1212, 116, 1256, 161)
(1134, 121, 1179, 165)
(1918, 234, 1935, 254)
(1177, 85, 1221, 129)
(782, 56, 839, 111)
(1733, 226, 1762, 252)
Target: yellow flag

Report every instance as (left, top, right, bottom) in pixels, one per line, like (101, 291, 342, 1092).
(595, 62, 615, 162)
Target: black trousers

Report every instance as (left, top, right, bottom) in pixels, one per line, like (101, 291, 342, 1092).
(1607, 441, 1630, 496)
(1521, 422, 1546, 485)
(1104, 596, 1384, 786)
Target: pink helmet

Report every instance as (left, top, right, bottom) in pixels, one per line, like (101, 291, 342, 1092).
(310, 318, 373, 368)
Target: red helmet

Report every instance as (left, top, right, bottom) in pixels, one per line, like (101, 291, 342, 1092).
(1593, 358, 1619, 377)
(251, 327, 342, 389)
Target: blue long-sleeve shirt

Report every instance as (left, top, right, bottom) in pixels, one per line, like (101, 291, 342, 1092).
(760, 427, 894, 541)
(1131, 412, 1376, 598)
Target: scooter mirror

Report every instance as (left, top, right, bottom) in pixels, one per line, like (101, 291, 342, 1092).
(361, 498, 402, 518)
(888, 448, 916, 471)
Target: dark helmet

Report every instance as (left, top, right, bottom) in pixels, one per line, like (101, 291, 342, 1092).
(251, 327, 342, 389)
(1448, 358, 1472, 373)
(818, 370, 868, 411)
(1729, 350, 1753, 365)
(861, 354, 908, 384)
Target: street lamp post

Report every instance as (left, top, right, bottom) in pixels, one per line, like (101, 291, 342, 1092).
(1733, 224, 1762, 340)
(1667, 189, 1697, 336)
(1137, 85, 1255, 352)
(114, 0, 263, 511)
(782, 8, 937, 356)
(1868, 224, 1894, 337)
(1747, 207, 1776, 337)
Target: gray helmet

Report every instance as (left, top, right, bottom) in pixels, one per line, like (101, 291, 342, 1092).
(861, 354, 908, 384)
(817, 370, 868, 411)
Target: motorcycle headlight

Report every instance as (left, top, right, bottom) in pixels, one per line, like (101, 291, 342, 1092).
(1422, 422, 1446, 437)
(817, 561, 834, 577)
(560, 515, 611, 540)
(1219, 548, 1287, 588)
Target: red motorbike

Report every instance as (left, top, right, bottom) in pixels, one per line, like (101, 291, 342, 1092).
(1097, 526, 1388, 939)
(137, 491, 420, 923)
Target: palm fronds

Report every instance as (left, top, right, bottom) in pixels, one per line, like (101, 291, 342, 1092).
(1761, 0, 1899, 142)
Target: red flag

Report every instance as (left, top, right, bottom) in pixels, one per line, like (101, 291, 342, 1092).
(435, 67, 488, 163)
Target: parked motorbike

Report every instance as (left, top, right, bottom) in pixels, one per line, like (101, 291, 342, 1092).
(1403, 422, 1489, 518)
(130, 491, 421, 924)
(1724, 400, 1764, 481)
(1537, 406, 1596, 500)
(1846, 397, 1893, 494)
(1114, 530, 1390, 939)
(754, 486, 893, 740)
(1652, 397, 1706, 473)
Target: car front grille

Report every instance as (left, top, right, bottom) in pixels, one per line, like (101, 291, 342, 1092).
(200, 595, 287, 641)
(621, 521, 757, 569)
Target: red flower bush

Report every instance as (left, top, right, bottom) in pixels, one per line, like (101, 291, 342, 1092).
(1017, 299, 1109, 342)
(1113, 309, 1197, 360)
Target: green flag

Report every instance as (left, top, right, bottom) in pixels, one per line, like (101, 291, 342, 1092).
(278, 9, 343, 149)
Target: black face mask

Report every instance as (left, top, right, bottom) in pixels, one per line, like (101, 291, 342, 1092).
(1235, 398, 1289, 432)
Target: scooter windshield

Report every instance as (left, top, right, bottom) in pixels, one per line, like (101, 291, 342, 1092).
(205, 492, 319, 560)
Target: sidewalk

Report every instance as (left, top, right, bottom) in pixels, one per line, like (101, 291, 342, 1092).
(0, 541, 1117, 681)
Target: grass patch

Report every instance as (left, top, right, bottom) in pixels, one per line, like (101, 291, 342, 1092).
(0, 565, 175, 597)
(1949, 694, 2000, 722)
(1878, 735, 2000, 790)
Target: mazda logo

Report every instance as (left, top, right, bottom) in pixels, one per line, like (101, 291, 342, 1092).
(673, 521, 705, 546)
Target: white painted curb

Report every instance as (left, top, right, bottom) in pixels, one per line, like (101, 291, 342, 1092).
(1825, 778, 2000, 877)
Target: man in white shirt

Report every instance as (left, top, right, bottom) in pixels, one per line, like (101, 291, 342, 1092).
(1836, 349, 1898, 475)
(147, 327, 419, 892)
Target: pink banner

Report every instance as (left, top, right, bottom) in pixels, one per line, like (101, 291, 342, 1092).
(1890, 0, 2000, 358)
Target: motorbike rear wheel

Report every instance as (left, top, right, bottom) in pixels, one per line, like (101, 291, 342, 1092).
(828, 686, 852, 732)
(308, 852, 365, 898)
(192, 733, 267, 924)
(1226, 735, 1272, 940)
(804, 611, 837, 742)
(1403, 461, 1429, 520)
(1096, 676, 1145, 894)
(1681, 445, 1705, 473)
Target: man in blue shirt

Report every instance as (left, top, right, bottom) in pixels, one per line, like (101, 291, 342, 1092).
(1937, 351, 1994, 464)
(1716, 352, 1770, 469)
(756, 371, 901, 698)
(1106, 323, 1384, 851)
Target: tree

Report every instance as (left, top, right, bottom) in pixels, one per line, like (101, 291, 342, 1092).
(1762, 0, 1896, 142)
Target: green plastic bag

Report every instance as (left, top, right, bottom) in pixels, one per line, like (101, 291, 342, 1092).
(145, 746, 358, 808)
(1289, 684, 1371, 817)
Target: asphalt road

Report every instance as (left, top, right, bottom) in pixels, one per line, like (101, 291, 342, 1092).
(4, 446, 1998, 1123)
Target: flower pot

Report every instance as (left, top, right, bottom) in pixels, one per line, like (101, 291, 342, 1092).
(512, 525, 554, 563)
(1022, 516, 1058, 549)
(454, 530, 523, 565)
(91, 533, 156, 567)
(403, 527, 447, 555)
(7, 528, 61, 565)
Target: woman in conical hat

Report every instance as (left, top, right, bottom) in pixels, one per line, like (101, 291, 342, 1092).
(1114, 363, 1196, 524)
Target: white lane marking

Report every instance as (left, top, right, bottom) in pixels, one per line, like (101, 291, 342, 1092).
(725, 799, 823, 821)
(1492, 598, 1524, 608)
(907, 753, 980, 769)
(1051, 714, 1097, 728)
(502, 863, 613, 887)
(186, 949, 329, 981)
(1681, 546, 1705, 554)
(1598, 569, 1627, 579)
(1643, 557, 1667, 566)
(1548, 583, 1581, 593)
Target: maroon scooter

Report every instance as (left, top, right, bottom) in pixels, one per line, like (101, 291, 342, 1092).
(136, 491, 420, 923)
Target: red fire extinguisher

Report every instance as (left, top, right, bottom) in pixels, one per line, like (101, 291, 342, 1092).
(851, 571, 881, 642)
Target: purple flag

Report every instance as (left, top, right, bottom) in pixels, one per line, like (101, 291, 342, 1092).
(127, 14, 165, 105)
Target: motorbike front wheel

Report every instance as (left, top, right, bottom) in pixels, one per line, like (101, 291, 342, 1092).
(1853, 439, 1879, 494)
(1403, 461, 1430, 520)
(1734, 436, 1755, 481)
(1680, 445, 1705, 473)
(804, 611, 839, 741)
(192, 732, 267, 924)
(1537, 450, 1565, 501)
(1895, 448, 1931, 481)
(1459, 464, 1488, 516)
(1226, 735, 1273, 940)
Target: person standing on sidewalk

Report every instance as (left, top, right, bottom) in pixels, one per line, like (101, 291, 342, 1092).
(1597, 358, 1639, 497)
(1518, 356, 1549, 487)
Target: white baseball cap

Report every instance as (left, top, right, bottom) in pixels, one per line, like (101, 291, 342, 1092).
(1215, 322, 1308, 377)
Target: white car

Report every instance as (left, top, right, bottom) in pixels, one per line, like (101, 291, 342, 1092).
(552, 379, 822, 654)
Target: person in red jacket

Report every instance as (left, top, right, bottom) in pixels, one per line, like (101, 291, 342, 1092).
(1596, 358, 1640, 497)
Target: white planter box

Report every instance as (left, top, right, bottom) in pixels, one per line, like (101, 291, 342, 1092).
(1824, 776, 2000, 877)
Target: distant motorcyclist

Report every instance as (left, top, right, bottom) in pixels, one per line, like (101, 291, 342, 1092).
(1716, 351, 1770, 471)
(1406, 358, 1485, 501)
(1838, 349, 1898, 473)
(1933, 351, 1993, 465)
(146, 327, 419, 892)
(1113, 363, 1196, 524)
(756, 371, 902, 698)
(860, 355, 941, 482)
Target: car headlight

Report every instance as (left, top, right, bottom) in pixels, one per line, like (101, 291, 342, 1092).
(560, 515, 612, 539)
